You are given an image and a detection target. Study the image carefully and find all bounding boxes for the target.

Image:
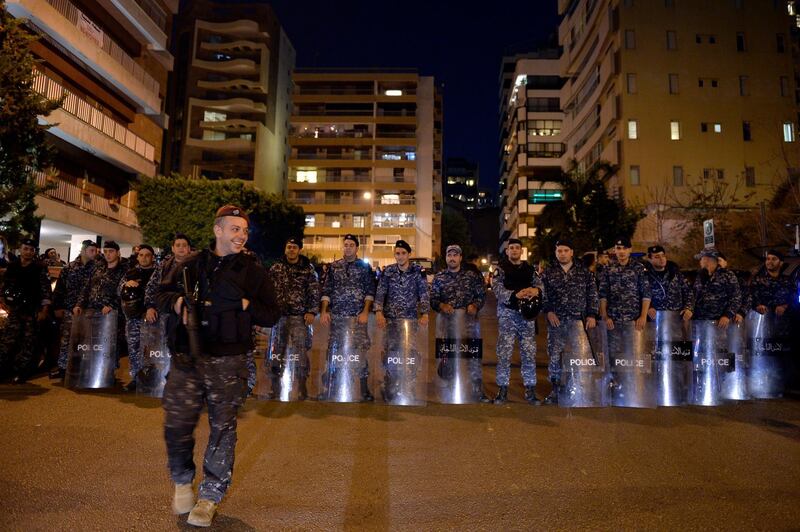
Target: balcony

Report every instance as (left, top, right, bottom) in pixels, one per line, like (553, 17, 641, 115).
(7, 0, 162, 114)
(33, 70, 157, 176)
(33, 170, 139, 228)
(193, 57, 258, 75)
(96, 0, 169, 54)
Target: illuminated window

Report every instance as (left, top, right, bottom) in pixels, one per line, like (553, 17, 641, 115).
(331, 220, 341, 228)
(628, 120, 638, 139)
(405, 151, 416, 161)
(713, 123, 722, 133)
(202, 130, 225, 141)
(296, 170, 318, 183)
(670, 121, 681, 140)
(529, 190, 563, 204)
(784, 122, 795, 142)
(380, 194, 400, 205)
(304, 215, 315, 227)
(353, 216, 365, 228)
(385, 90, 403, 96)
(203, 111, 226, 122)
(466, 180, 475, 187)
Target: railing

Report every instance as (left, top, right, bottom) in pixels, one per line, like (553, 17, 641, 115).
(295, 109, 374, 117)
(33, 170, 139, 228)
(290, 198, 373, 206)
(376, 109, 416, 117)
(45, 0, 160, 96)
(293, 152, 372, 160)
(295, 87, 375, 95)
(291, 130, 373, 139)
(33, 70, 156, 161)
(290, 175, 372, 184)
(133, 0, 167, 32)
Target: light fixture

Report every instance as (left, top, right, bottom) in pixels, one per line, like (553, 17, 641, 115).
(363, 192, 372, 199)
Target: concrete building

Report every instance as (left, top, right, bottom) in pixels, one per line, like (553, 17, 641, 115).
(497, 51, 566, 256)
(558, 0, 798, 244)
(7, 0, 176, 259)
(164, 0, 295, 195)
(288, 70, 442, 267)
(444, 157, 480, 209)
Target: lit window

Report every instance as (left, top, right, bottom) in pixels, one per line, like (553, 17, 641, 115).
(304, 215, 315, 227)
(784, 122, 796, 142)
(203, 111, 226, 122)
(382, 154, 402, 161)
(385, 90, 403, 96)
(466, 180, 475, 187)
(405, 151, 416, 161)
(380, 194, 400, 205)
(353, 216, 365, 228)
(630, 165, 640, 186)
(670, 121, 681, 140)
(628, 120, 638, 139)
(331, 220, 341, 228)
(296, 170, 318, 183)
(529, 190, 563, 204)
(202, 130, 225, 141)
(713, 123, 722, 133)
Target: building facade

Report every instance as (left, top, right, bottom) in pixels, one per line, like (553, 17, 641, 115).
(558, 0, 798, 244)
(445, 157, 480, 209)
(164, 0, 295, 195)
(7, 0, 176, 259)
(497, 51, 566, 257)
(288, 70, 442, 267)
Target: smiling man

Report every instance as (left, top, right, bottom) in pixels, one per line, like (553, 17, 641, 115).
(155, 205, 279, 527)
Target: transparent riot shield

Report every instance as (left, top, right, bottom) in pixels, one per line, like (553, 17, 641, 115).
(652, 311, 692, 406)
(690, 321, 736, 406)
(747, 310, 791, 398)
(434, 309, 483, 404)
(558, 320, 609, 408)
(136, 316, 171, 397)
(720, 322, 748, 401)
(380, 318, 427, 406)
(608, 321, 657, 408)
(266, 316, 312, 402)
(65, 309, 118, 389)
(319, 315, 370, 402)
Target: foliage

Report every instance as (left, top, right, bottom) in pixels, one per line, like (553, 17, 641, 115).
(0, 1, 61, 246)
(531, 162, 644, 261)
(135, 174, 306, 262)
(440, 205, 476, 267)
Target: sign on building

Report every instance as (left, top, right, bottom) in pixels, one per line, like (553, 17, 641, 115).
(703, 219, 715, 248)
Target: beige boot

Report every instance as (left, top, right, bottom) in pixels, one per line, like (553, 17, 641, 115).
(172, 483, 195, 515)
(187, 499, 218, 527)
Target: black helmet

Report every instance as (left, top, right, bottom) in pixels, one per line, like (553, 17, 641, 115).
(518, 294, 542, 321)
(120, 285, 144, 319)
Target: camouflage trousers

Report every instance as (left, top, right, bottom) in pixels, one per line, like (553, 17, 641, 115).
(57, 311, 74, 370)
(0, 312, 39, 376)
(546, 321, 572, 383)
(125, 318, 143, 379)
(495, 307, 537, 387)
(163, 352, 249, 503)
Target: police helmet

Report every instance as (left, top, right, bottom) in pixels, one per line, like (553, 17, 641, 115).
(518, 295, 542, 321)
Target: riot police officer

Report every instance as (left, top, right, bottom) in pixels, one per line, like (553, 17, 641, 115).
(598, 237, 651, 332)
(374, 239, 430, 402)
(643, 245, 692, 319)
(685, 248, 742, 326)
(268, 237, 320, 400)
(319, 234, 376, 401)
(541, 239, 599, 405)
(143, 233, 194, 325)
(118, 244, 157, 391)
(749, 249, 793, 318)
(156, 205, 279, 527)
(0, 239, 52, 383)
(491, 238, 543, 405)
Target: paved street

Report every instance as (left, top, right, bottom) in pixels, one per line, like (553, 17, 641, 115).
(1, 293, 799, 530)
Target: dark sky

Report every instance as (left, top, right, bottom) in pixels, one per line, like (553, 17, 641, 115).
(267, 0, 560, 194)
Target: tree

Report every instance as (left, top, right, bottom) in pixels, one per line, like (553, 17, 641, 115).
(0, 1, 61, 245)
(135, 174, 306, 263)
(440, 205, 476, 267)
(532, 162, 644, 260)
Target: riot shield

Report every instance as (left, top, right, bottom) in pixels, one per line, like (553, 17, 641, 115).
(690, 321, 736, 406)
(380, 318, 427, 406)
(747, 310, 791, 399)
(319, 315, 370, 402)
(65, 309, 118, 389)
(720, 322, 748, 401)
(608, 321, 657, 408)
(652, 311, 692, 406)
(558, 320, 609, 408)
(434, 309, 483, 404)
(267, 316, 312, 402)
(136, 316, 171, 397)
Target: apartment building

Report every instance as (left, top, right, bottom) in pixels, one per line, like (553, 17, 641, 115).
(497, 51, 566, 256)
(164, 0, 295, 195)
(7, 0, 175, 259)
(558, 0, 798, 244)
(288, 70, 442, 267)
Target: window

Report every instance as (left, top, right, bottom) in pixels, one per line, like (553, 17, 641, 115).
(529, 190, 563, 204)
(673, 166, 684, 186)
(670, 120, 681, 140)
(736, 32, 746, 51)
(700, 78, 719, 88)
(701, 122, 708, 132)
(781, 76, 790, 97)
(698, 78, 704, 88)
(625, 30, 636, 49)
(627, 73, 637, 94)
(669, 73, 679, 94)
(353, 216, 365, 228)
(739, 76, 749, 96)
(696, 34, 702, 44)
(784, 122, 796, 142)
(777, 33, 786, 53)
(202, 130, 225, 141)
(745, 166, 756, 187)
(527, 142, 565, 158)
(296, 170, 318, 183)
(743, 121, 752, 141)
(717, 169, 725, 180)
(527, 119, 562, 136)
(667, 30, 678, 50)
(304, 215, 315, 227)
(713, 123, 722, 133)
(203, 111, 226, 122)
(709, 35, 717, 44)
(628, 119, 638, 139)
(630, 165, 640, 186)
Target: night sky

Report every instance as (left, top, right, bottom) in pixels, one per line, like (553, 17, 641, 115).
(267, 0, 560, 195)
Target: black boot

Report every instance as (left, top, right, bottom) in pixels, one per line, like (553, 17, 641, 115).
(524, 385, 541, 406)
(476, 383, 492, 403)
(543, 380, 559, 405)
(360, 376, 374, 402)
(493, 385, 508, 405)
(49, 368, 65, 380)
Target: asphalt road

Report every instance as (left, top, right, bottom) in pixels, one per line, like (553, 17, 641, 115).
(1, 293, 799, 530)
